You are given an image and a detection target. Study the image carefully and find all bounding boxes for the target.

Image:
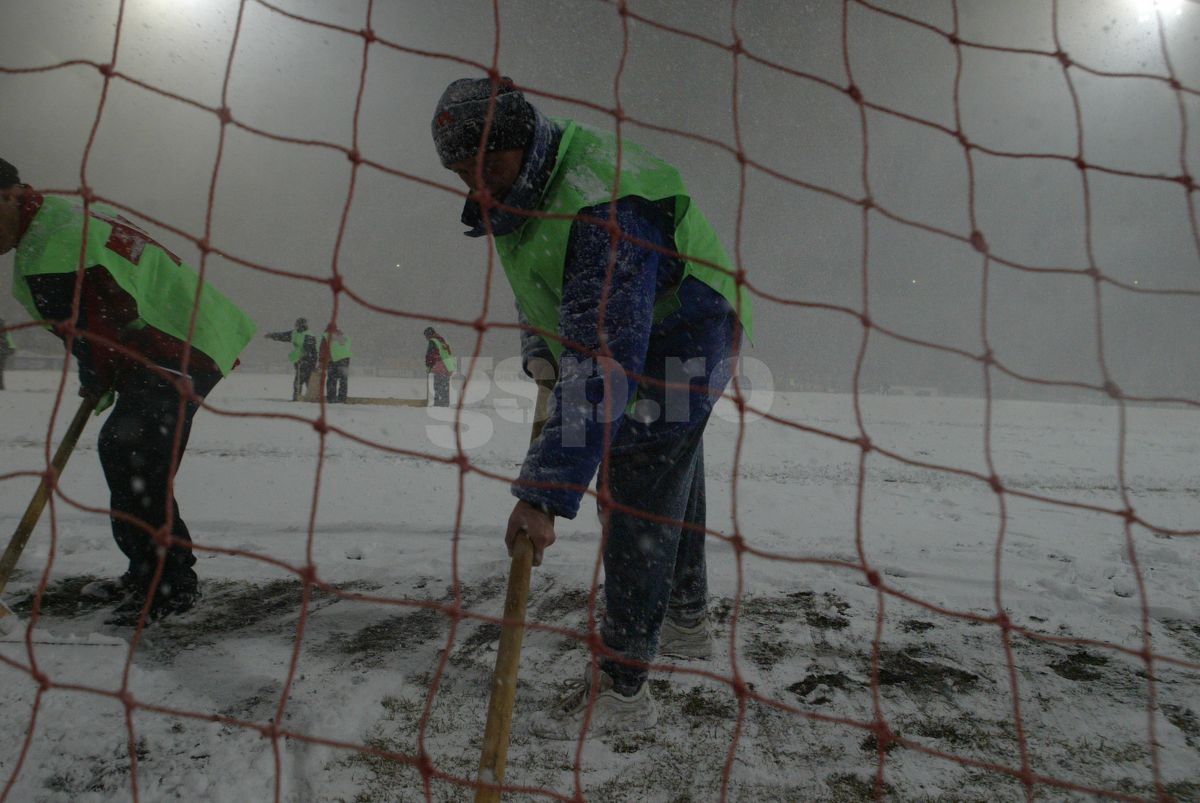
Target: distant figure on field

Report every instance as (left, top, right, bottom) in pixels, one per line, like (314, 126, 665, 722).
(0, 316, 14, 390)
(0, 156, 257, 623)
(265, 317, 317, 401)
(424, 326, 456, 407)
(322, 324, 351, 403)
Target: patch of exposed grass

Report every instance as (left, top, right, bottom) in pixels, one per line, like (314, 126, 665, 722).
(320, 606, 447, 668)
(746, 634, 790, 671)
(679, 685, 736, 719)
(1163, 704, 1199, 748)
(12, 575, 107, 617)
(788, 671, 854, 705)
(824, 772, 894, 802)
(900, 619, 936, 633)
(875, 649, 979, 692)
(1049, 650, 1108, 682)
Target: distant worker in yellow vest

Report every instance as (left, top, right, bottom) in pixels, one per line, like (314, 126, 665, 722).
(423, 326, 456, 407)
(0, 157, 257, 624)
(264, 317, 317, 401)
(321, 324, 351, 403)
(431, 77, 752, 738)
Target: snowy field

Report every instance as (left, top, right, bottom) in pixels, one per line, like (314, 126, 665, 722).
(0, 368, 1197, 802)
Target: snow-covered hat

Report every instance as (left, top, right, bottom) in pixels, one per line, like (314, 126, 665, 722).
(431, 77, 536, 167)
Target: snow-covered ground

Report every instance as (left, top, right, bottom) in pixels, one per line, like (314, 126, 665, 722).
(1, 369, 1197, 802)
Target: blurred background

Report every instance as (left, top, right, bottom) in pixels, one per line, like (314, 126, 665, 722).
(1, 0, 1197, 399)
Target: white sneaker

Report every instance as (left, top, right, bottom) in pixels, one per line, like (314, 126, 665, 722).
(529, 668, 658, 740)
(659, 617, 713, 659)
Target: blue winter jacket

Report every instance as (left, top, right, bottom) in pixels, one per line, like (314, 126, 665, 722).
(462, 116, 737, 518)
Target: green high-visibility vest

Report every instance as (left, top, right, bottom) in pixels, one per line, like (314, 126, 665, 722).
(12, 195, 255, 375)
(288, 330, 311, 364)
(323, 331, 352, 362)
(493, 119, 753, 361)
(429, 337, 456, 373)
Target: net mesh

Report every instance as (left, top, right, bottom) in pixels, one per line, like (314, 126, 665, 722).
(1, 0, 1198, 801)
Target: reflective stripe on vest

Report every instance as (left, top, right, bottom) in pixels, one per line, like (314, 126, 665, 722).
(12, 195, 256, 375)
(493, 119, 753, 361)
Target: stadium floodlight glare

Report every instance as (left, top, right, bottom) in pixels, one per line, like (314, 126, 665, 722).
(1132, 0, 1185, 22)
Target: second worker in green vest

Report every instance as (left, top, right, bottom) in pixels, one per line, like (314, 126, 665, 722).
(322, 325, 352, 403)
(0, 157, 257, 624)
(432, 77, 751, 739)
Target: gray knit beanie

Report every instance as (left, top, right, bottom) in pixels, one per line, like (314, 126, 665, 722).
(431, 77, 537, 167)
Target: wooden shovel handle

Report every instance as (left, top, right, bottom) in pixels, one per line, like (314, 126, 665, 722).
(0, 395, 97, 597)
(474, 377, 554, 802)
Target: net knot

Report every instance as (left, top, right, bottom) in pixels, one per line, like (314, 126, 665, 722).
(1055, 50, 1072, 68)
(969, 230, 988, 253)
(845, 84, 863, 103)
(874, 721, 896, 749)
(988, 474, 1004, 494)
(312, 417, 329, 434)
(346, 148, 362, 165)
(217, 106, 233, 126)
(328, 274, 344, 293)
(360, 27, 376, 44)
(1102, 380, 1121, 399)
(730, 532, 748, 555)
(866, 569, 881, 587)
(97, 62, 114, 77)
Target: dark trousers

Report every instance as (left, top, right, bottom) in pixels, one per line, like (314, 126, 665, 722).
(0, 355, 6, 390)
(326, 359, 349, 402)
(293, 358, 315, 401)
(598, 312, 737, 693)
(432, 373, 450, 407)
(97, 367, 220, 587)
(600, 423, 710, 692)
